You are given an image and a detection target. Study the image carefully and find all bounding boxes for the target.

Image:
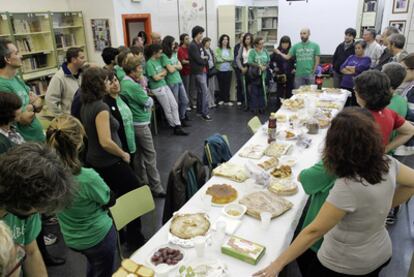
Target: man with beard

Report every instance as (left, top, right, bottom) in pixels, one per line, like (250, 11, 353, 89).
(275, 28, 320, 88)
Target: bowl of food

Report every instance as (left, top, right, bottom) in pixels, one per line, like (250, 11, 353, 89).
(222, 203, 247, 220)
(147, 245, 186, 273)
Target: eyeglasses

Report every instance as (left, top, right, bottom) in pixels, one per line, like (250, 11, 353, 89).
(6, 244, 26, 277)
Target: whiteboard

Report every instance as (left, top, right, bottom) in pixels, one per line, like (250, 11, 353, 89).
(178, 0, 208, 36)
(278, 0, 360, 55)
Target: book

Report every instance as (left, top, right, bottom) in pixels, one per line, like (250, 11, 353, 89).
(221, 235, 266, 265)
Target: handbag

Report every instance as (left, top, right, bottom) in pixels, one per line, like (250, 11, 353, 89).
(208, 67, 218, 78)
(247, 65, 260, 81)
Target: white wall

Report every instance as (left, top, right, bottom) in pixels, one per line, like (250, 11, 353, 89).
(3, 0, 69, 12)
(278, 0, 359, 55)
(67, 0, 118, 65)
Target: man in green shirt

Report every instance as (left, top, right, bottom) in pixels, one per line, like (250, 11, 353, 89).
(0, 143, 75, 277)
(0, 38, 45, 142)
(275, 28, 320, 88)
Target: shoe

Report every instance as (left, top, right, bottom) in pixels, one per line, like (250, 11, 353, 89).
(173, 126, 189, 136)
(209, 104, 216, 109)
(192, 105, 197, 109)
(226, 102, 234, 106)
(181, 121, 191, 127)
(237, 102, 242, 106)
(218, 101, 224, 106)
(202, 115, 212, 121)
(44, 233, 58, 246)
(43, 256, 66, 266)
(186, 107, 192, 111)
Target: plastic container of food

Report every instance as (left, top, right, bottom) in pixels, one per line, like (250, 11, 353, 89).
(222, 203, 247, 220)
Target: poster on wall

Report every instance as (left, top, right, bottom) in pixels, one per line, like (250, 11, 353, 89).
(91, 19, 111, 51)
(389, 20, 407, 33)
(392, 0, 410, 14)
(177, 0, 208, 36)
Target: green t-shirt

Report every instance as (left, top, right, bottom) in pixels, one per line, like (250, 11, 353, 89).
(247, 49, 270, 79)
(116, 96, 136, 154)
(161, 53, 182, 85)
(387, 94, 408, 154)
(120, 76, 152, 124)
(57, 168, 113, 250)
(145, 57, 167, 89)
(114, 65, 126, 81)
(3, 213, 41, 245)
(289, 41, 320, 77)
(0, 76, 45, 142)
(299, 160, 336, 252)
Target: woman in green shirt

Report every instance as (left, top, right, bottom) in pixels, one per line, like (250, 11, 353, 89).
(215, 34, 234, 106)
(247, 37, 270, 114)
(46, 114, 117, 277)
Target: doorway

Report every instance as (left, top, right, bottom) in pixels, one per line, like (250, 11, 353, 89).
(122, 14, 152, 47)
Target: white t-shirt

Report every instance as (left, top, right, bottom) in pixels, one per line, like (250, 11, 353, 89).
(318, 156, 398, 275)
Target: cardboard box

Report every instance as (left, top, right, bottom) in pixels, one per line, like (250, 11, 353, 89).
(221, 235, 265, 265)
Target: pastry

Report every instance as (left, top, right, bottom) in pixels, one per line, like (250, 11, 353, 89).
(271, 165, 292, 178)
(285, 130, 295, 139)
(137, 267, 155, 277)
(258, 157, 279, 170)
(318, 119, 330, 128)
(276, 114, 287, 122)
(265, 143, 291, 158)
(239, 191, 293, 219)
(282, 98, 305, 110)
(268, 179, 298, 196)
(170, 213, 210, 240)
(122, 259, 139, 273)
(212, 162, 249, 182)
(239, 145, 265, 159)
(113, 259, 155, 277)
(317, 101, 340, 110)
(206, 184, 238, 204)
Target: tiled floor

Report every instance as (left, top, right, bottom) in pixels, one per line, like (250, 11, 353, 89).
(47, 99, 413, 277)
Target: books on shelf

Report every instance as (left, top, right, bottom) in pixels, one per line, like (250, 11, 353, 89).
(55, 32, 76, 48)
(27, 79, 49, 95)
(16, 37, 34, 52)
(12, 18, 43, 33)
(22, 54, 48, 72)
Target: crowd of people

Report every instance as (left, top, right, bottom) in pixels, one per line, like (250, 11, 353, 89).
(0, 22, 414, 277)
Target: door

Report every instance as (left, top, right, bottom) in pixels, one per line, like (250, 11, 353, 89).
(122, 14, 152, 46)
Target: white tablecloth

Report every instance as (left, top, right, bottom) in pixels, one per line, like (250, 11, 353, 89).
(131, 92, 348, 276)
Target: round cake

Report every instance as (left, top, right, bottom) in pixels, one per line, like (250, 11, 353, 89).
(206, 184, 238, 205)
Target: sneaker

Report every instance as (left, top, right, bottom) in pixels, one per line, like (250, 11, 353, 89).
(173, 126, 189, 136)
(192, 105, 197, 109)
(202, 115, 213, 121)
(237, 102, 242, 106)
(186, 107, 192, 111)
(44, 233, 58, 246)
(218, 101, 224, 106)
(226, 102, 234, 106)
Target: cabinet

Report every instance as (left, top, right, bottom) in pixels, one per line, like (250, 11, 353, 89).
(0, 11, 87, 84)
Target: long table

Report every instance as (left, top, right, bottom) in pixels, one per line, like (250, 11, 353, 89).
(131, 91, 349, 276)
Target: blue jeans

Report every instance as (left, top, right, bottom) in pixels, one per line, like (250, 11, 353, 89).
(79, 225, 117, 277)
(169, 83, 189, 120)
(294, 75, 315, 89)
(193, 73, 209, 116)
(249, 82, 265, 111)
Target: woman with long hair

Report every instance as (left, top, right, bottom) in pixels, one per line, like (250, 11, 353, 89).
(47, 114, 117, 277)
(254, 107, 414, 277)
(202, 37, 218, 109)
(215, 34, 234, 106)
(270, 35, 295, 101)
(236, 33, 254, 109)
(247, 37, 270, 114)
(161, 36, 190, 123)
(80, 67, 145, 250)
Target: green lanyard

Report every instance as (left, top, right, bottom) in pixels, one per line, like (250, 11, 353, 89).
(116, 97, 136, 154)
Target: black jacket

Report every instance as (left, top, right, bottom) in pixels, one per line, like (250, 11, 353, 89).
(332, 42, 355, 73)
(163, 151, 206, 223)
(375, 48, 393, 71)
(189, 40, 208, 74)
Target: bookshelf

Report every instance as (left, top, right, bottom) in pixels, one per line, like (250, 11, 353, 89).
(235, 6, 248, 43)
(51, 12, 87, 65)
(248, 6, 278, 50)
(0, 11, 87, 94)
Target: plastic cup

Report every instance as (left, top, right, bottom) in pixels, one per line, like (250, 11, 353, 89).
(155, 264, 170, 277)
(260, 211, 272, 230)
(194, 236, 206, 258)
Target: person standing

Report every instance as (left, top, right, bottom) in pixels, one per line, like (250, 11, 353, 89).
(151, 32, 162, 45)
(161, 36, 190, 124)
(0, 38, 44, 142)
(177, 33, 193, 110)
(202, 37, 218, 109)
(375, 26, 400, 71)
(46, 47, 86, 116)
(236, 33, 254, 109)
(247, 37, 270, 114)
(215, 34, 234, 106)
(270, 36, 295, 100)
(275, 28, 320, 88)
(340, 41, 371, 106)
(188, 25, 212, 121)
(388, 33, 408, 62)
(233, 33, 244, 107)
(332, 28, 356, 88)
(363, 29, 383, 68)
(121, 56, 165, 197)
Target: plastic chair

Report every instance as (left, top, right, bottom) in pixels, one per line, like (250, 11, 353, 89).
(109, 185, 155, 258)
(247, 116, 262, 134)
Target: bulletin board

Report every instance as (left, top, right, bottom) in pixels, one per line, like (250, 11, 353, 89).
(177, 0, 208, 36)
